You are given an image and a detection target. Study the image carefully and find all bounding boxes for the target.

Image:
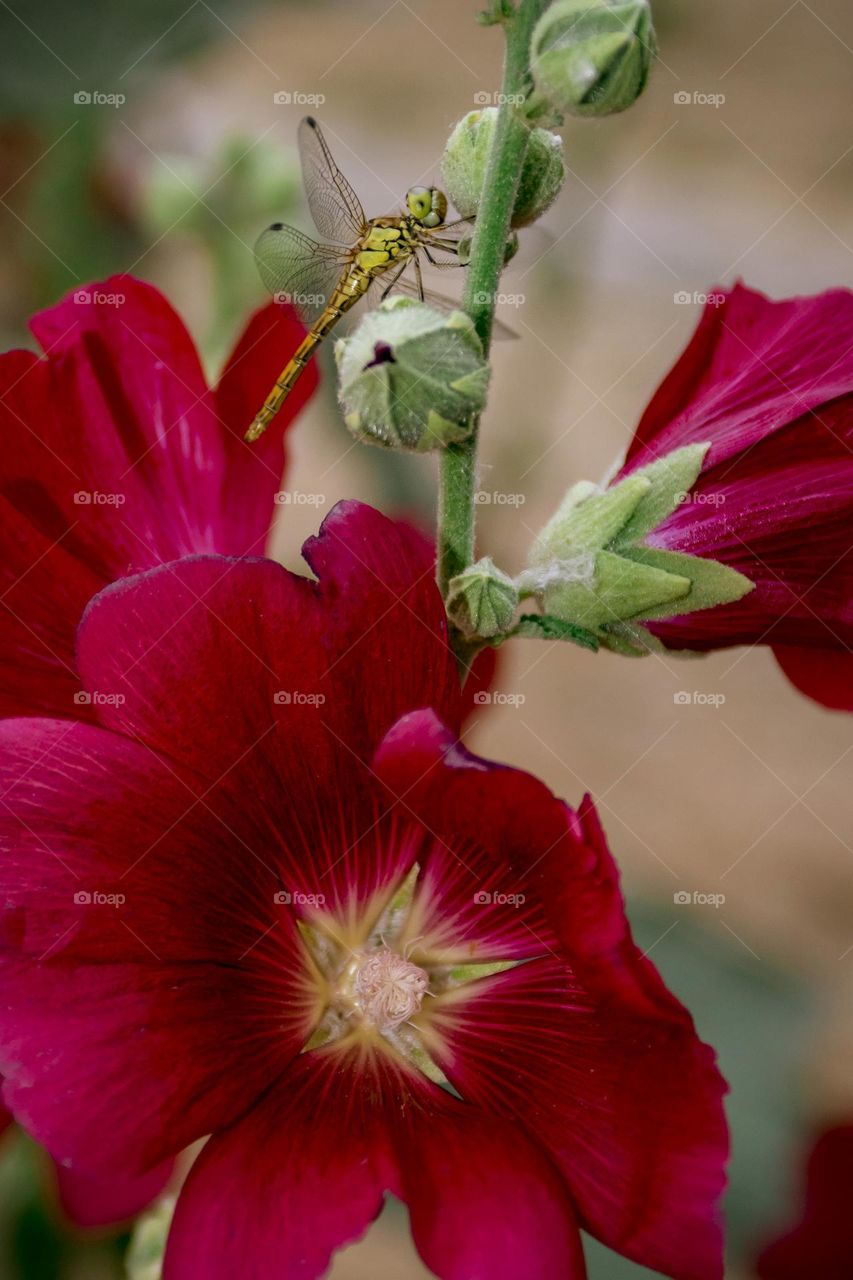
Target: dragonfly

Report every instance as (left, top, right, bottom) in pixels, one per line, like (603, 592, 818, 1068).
(246, 116, 470, 443)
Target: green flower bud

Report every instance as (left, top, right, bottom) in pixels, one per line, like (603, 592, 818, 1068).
(441, 109, 565, 228)
(336, 298, 490, 452)
(446, 557, 519, 638)
(521, 444, 753, 647)
(530, 0, 657, 119)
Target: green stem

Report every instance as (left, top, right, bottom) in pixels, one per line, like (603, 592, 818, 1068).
(437, 0, 548, 635)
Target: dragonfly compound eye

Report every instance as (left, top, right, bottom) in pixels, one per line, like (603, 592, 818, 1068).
(406, 186, 446, 227)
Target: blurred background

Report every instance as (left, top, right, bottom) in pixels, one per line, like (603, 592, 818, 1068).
(0, 0, 851, 1275)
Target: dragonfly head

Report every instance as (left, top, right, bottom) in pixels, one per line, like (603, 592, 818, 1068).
(406, 185, 447, 228)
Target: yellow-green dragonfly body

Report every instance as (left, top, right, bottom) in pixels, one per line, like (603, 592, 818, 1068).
(247, 117, 464, 442)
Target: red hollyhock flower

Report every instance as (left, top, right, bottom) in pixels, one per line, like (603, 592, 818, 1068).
(755, 1124, 853, 1278)
(617, 284, 853, 710)
(0, 274, 315, 1225)
(0, 273, 317, 720)
(0, 502, 727, 1280)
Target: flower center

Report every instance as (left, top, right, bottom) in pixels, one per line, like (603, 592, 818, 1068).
(347, 947, 429, 1032)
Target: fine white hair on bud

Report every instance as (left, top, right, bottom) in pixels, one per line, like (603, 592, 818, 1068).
(354, 948, 429, 1030)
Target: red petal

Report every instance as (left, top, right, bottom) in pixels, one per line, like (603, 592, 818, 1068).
(394, 1078, 587, 1280)
(54, 1157, 175, 1229)
(214, 300, 318, 553)
(303, 501, 465, 750)
(624, 283, 853, 470)
(164, 1056, 387, 1280)
(0, 281, 319, 721)
(773, 645, 853, 711)
(0, 959, 295, 1178)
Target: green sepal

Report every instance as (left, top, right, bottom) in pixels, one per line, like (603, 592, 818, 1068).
(513, 613, 600, 651)
(530, 474, 651, 562)
(613, 443, 711, 547)
(543, 548, 691, 630)
(621, 544, 754, 623)
(446, 556, 519, 639)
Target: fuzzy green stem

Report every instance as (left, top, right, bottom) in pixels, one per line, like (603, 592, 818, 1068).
(437, 0, 548, 632)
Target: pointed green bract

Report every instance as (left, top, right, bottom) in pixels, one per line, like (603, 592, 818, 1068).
(620, 544, 754, 622)
(614, 442, 711, 547)
(542, 547, 691, 629)
(530, 474, 651, 561)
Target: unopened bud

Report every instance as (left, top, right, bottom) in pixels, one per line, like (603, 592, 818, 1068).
(336, 298, 490, 452)
(441, 108, 566, 228)
(521, 445, 753, 644)
(446, 557, 519, 638)
(530, 0, 657, 119)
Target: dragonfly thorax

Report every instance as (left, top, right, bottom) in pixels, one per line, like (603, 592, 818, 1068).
(405, 185, 447, 228)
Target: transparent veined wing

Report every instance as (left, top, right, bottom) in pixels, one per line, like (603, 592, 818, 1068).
(254, 222, 350, 325)
(376, 265, 518, 340)
(298, 116, 367, 245)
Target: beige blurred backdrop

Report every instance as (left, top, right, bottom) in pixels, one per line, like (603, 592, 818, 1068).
(2, 1, 853, 1276)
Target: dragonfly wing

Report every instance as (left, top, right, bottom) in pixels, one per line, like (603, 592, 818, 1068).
(298, 116, 367, 245)
(254, 222, 349, 325)
(383, 266, 518, 340)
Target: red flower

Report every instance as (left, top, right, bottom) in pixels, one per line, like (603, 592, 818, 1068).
(0, 274, 316, 1225)
(0, 502, 727, 1279)
(617, 284, 853, 710)
(0, 274, 317, 720)
(756, 1124, 853, 1278)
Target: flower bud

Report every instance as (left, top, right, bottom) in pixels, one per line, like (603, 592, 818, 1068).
(446, 557, 519, 638)
(441, 109, 565, 228)
(521, 444, 753, 646)
(336, 298, 490, 452)
(530, 0, 657, 119)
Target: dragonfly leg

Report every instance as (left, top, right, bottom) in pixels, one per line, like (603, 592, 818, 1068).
(413, 254, 425, 302)
(380, 259, 409, 302)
